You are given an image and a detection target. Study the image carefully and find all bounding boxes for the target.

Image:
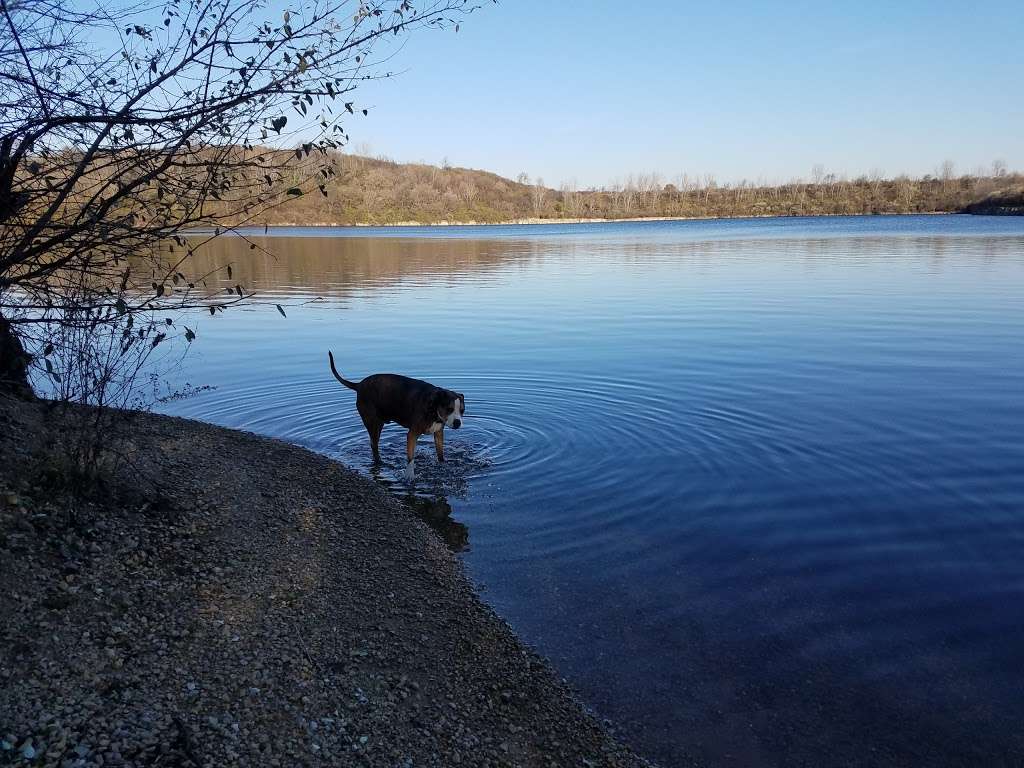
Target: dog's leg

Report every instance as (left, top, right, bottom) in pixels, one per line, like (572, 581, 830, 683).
(368, 420, 383, 464)
(433, 428, 444, 462)
(404, 432, 417, 482)
(357, 402, 383, 464)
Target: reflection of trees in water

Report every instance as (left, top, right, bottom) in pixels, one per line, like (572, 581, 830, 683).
(162, 231, 1024, 302)
(169, 236, 544, 299)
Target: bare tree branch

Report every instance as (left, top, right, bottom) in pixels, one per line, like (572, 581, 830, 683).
(0, 0, 484, 397)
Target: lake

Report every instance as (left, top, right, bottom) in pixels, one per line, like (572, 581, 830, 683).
(159, 215, 1024, 767)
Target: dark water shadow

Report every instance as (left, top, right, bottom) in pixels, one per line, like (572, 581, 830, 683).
(367, 462, 471, 552)
(400, 493, 469, 553)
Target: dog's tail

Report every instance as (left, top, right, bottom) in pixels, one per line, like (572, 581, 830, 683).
(327, 351, 359, 391)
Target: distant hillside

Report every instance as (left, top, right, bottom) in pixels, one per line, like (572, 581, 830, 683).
(253, 154, 535, 225)
(238, 153, 1024, 225)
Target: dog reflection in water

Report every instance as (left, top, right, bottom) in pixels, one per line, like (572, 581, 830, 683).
(403, 495, 469, 552)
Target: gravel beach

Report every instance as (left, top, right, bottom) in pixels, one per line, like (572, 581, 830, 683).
(0, 396, 652, 768)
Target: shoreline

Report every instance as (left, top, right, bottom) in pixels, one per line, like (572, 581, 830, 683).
(0, 397, 654, 767)
(341, 210, 959, 228)
(199, 210, 966, 232)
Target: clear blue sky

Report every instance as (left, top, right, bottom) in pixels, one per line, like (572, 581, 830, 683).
(348, 0, 1024, 187)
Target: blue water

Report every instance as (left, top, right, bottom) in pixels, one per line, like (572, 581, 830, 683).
(160, 215, 1024, 767)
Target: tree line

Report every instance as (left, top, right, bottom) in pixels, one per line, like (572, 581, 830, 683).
(209, 154, 1023, 225)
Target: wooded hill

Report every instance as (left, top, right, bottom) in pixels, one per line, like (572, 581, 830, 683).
(245, 153, 1023, 225)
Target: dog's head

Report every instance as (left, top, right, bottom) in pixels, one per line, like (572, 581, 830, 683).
(431, 389, 465, 430)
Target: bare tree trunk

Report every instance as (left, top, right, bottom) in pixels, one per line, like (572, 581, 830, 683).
(0, 316, 34, 399)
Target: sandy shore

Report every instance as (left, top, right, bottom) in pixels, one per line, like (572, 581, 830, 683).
(0, 397, 653, 767)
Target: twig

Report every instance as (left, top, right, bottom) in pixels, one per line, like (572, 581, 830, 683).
(290, 620, 326, 677)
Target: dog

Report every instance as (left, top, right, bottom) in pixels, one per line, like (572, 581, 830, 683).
(328, 351, 465, 482)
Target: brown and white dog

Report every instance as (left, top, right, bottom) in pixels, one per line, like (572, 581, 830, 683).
(328, 351, 465, 482)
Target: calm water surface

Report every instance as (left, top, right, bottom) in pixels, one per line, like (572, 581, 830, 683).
(160, 215, 1024, 767)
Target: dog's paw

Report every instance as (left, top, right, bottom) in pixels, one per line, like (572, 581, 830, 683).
(404, 461, 416, 483)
